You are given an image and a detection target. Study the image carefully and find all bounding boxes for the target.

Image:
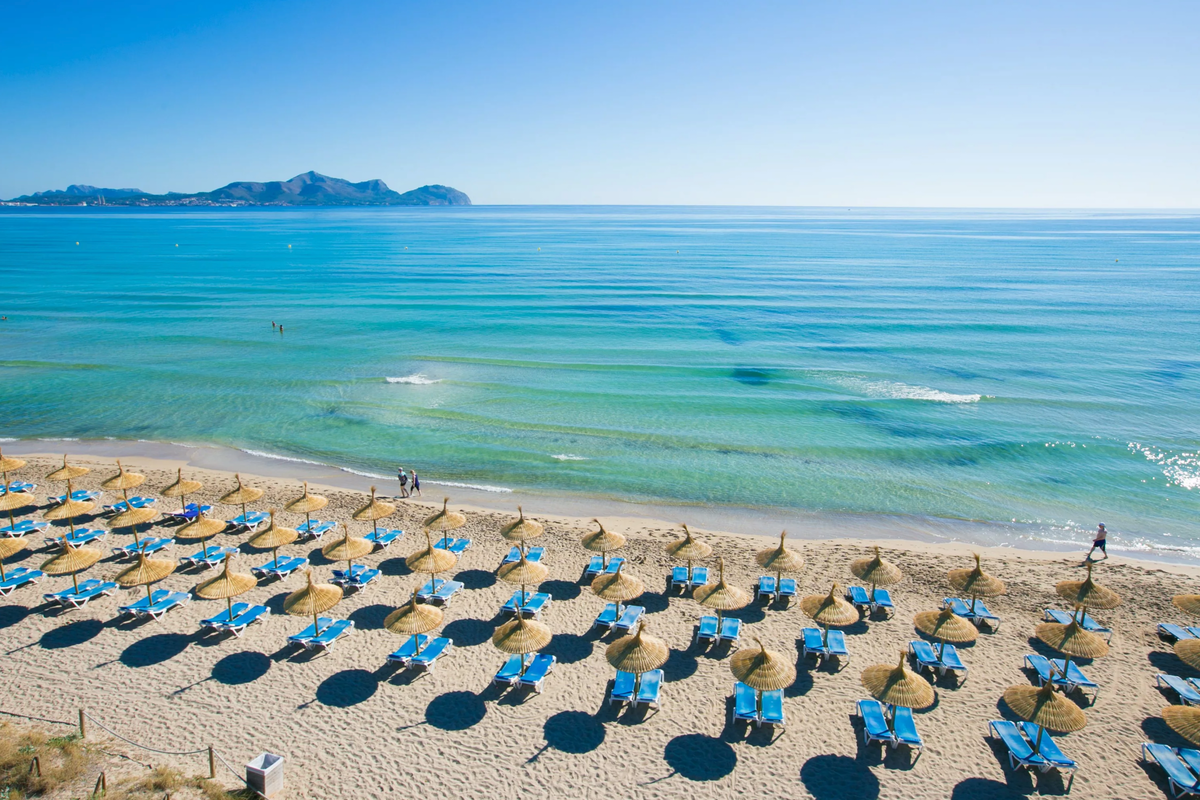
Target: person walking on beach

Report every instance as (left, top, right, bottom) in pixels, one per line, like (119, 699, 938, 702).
(411, 470, 421, 496)
(1085, 523, 1109, 561)
(397, 467, 409, 498)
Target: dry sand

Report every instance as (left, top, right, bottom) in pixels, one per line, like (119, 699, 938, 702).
(0, 453, 1196, 799)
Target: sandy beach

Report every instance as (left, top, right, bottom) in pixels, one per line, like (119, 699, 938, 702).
(0, 452, 1195, 799)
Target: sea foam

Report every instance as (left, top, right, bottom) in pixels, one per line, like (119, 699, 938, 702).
(840, 378, 985, 404)
(551, 454, 589, 461)
(386, 374, 440, 385)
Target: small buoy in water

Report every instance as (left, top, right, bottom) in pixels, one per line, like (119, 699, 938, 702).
(537, 247, 541, 251)
(288, 244, 292, 248)
(175, 244, 179, 247)
(76, 242, 79, 245)
(405, 246, 408, 250)
(1115, 259, 1118, 262)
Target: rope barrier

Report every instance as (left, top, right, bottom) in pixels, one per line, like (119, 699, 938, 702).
(82, 712, 209, 757)
(0, 709, 73, 727)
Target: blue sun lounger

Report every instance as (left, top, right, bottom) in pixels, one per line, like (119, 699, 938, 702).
(847, 585, 895, 615)
(718, 617, 742, 643)
(288, 617, 334, 647)
(909, 640, 969, 681)
(387, 634, 430, 666)
(1160, 675, 1200, 706)
(1044, 608, 1112, 641)
(206, 604, 269, 637)
(166, 503, 212, 521)
(593, 603, 620, 631)
(493, 654, 534, 687)
(1, 519, 49, 537)
(112, 536, 172, 559)
(803, 628, 849, 665)
(296, 520, 336, 540)
(0, 567, 44, 596)
(945, 597, 1001, 630)
(1143, 742, 1200, 798)
(1020, 722, 1075, 773)
(0, 482, 36, 495)
(759, 688, 785, 727)
(517, 653, 556, 693)
(669, 566, 708, 588)
(364, 528, 403, 549)
(45, 528, 106, 547)
(778, 578, 797, 600)
(135, 591, 190, 621)
(416, 578, 464, 605)
(227, 511, 270, 533)
(857, 699, 895, 747)
(201, 601, 250, 630)
(614, 605, 645, 633)
(104, 497, 156, 513)
(990, 720, 1053, 774)
(502, 546, 544, 565)
(892, 706, 924, 753)
(756, 575, 778, 600)
(49, 489, 102, 505)
(733, 682, 759, 724)
(609, 671, 636, 706)
(119, 589, 171, 617)
(251, 555, 308, 580)
(1025, 654, 1100, 702)
(636, 669, 664, 709)
(1160, 623, 1200, 643)
(585, 556, 624, 578)
(45, 579, 117, 608)
(406, 636, 452, 671)
(502, 591, 552, 618)
(180, 546, 238, 569)
(695, 615, 720, 644)
(305, 619, 354, 651)
(331, 564, 381, 590)
(432, 537, 471, 554)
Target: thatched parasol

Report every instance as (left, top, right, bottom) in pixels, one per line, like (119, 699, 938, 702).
(863, 651, 936, 710)
(115, 551, 177, 605)
(1056, 562, 1120, 624)
(591, 561, 645, 620)
(665, 524, 713, 583)
(195, 553, 258, 619)
(497, 550, 549, 608)
(0, 537, 27, 581)
(248, 511, 299, 570)
(581, 519, 625, 570)
(175, 509, 229, 561)
(913, 607, 978, 659)
(0, 488, 33, 529)
(493, 616, 552, 675)
(693, 557, 751, 627)
(160, 469, 202, 505)
(40, 541, 102, 592)
(1177, 639, 1200, 672)
(606, 620, 670, 675)
(1164, 705, 1200, 747)
(731, 636, 797, 718)
(499, 506, 544, 554)
(286, 481, 328, 529)
(107, 501, 158, 547)
(43, 480, 96, 534)
(801, 583, 860, 648)
(219, 474, 263, 520)
(1004, 681, 1087, 756)
(352, 486, 395, 536)
(322, 523, 373, 573)
(46, 455, 88, 483)
(424, 497, 466, 549)
(851, 546, 903, 602)
(1174, 595, 1200, 617)
(406, 530, 458, 588)
(101, 460, 145, 493)
(756, 530, 805, 587)
(0, 447, 26, 490)
(283, 570, 343, 633)
(386, 589, 444, 635)
(947, 553, 1005, 615)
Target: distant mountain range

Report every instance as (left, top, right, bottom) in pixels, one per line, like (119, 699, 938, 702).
(7, 172, 471, 207)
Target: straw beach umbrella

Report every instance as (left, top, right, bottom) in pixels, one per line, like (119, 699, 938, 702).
(407, 530, 458, 590)
(46, 456, 88, 483)
(581, 519, 625, 571)
(693, 557, 751, 629)
(160, 469, 202, 511)
(608, 621, 670, 696)
(913, 606, 978, 660)
(499, 506, 543, 555)
(386, 589, 445, 659)
(0, 448, 27, 493)
(1176, 639, 1200, 672)
(284, 570, 343, 634)
(1164, 705, 1200, 746)
(862, 651, 936, 731)
(492, 615, 552, 676)
(947, 554, 1005, 615)
(591, 561, 645, 621)
(424, 497, 466, 549)
(195, 553, 257, 620)
(101, 461, 145, 513)
(286, 481, 328, 530)
(248, 511, 299, 570)
(220, 474, 263, 520)
(1174, 595, 1200, 618)
(0, 490, 33, 530)
(1035, 616, 1110, 684)
(0, 537, 27, 581)
(353, 486, 395, 537)
(1056, 562, 1120, 624)
(322, 523, 373, 575)
(1003, 681, 1086, 756)
(115, 551, 177, 605)
(42, 481, 96, 535)
(107, 500, 158, 547)
(801, 583, 859, 649)
(665, 524, 712, 584)
(497, 549, 549, 607)
(175, 509, 228, 562)
(756, 530, 805, 588)
(851, 546, 903, 603)
(40, 541, 102, 592)
(731, 637, 797, 716)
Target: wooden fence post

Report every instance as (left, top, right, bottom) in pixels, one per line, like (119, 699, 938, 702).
(78, 709, 86, 739)
(208, 745, 215, 779)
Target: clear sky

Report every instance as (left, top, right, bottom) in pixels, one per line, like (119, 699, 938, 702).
(2, 1, 1198, 206)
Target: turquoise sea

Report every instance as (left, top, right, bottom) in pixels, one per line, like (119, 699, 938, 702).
(1, 206, 1198, 559)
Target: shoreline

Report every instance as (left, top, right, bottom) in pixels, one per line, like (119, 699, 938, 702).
(5, 437, 1197, 570)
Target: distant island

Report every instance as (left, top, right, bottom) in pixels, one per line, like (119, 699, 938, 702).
(4, 172, 471, 207)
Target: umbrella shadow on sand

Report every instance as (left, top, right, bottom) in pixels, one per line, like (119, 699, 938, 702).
(799, 754, 880, 800)
(0, 605, 29, 631)
(39, 618, 103, 650)
(421, 690, 487, 731)
(116, 632, 193, 668)
(174, 651, 272, 695)
(441, 618, 494, 647)
(527, 711, 606, 762)
(455, 569, 497, 590)
(950, 778, 1027, 800)
(642, 734, 736, 783)
(540, 580, 580, 602)
(311, 668, 379, 708)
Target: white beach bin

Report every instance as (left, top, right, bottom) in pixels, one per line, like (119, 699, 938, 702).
(246, 752, 284, 798)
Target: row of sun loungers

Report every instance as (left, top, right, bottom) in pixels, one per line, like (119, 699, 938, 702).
(44, 579, 118, 608)
(287, 618, 355, 651)
(0, 519, 49, 537)
(252, 556, 308, 580)
(502, 590, 552, 618)
(502, 546, 544, 565)
(1159, 675, 1200, 707)
(584, 556, 624, 578)
(944, 597, 1001, 630)
(493, 653, 556, 693)
(670, 566, 709, 589)
(609, 670, 663, 709)
(103, 496, 156, 513)
(847, 585, 894, 615)
(118, 589, 191, 621)
(112, 536, 173, 559)
(594, 603, 645, 633)
(44, 527, 106, 547)
(416, 578, 465, 605)
(695, 615, 741, 644)
(0, 566, 44, 596)
(734, 682, 785, 727)
(165, 503, 212, 521)
(756, 575, 797, 601)
(1144, 742, 1200, 798)
(1044, 608, 1112, 640)
(803, 628, 849, 665)
(0, 482, 36, 495)
(908, 640, 968, 681)
(200, 602, 271, 636)
(387, 634, 454, 671)
(990, 720, 1076, 780)
(857, 699, 923, 753)
(331, 564, 382, 590)
(48, 489, 103, 505)
(1024, 654, 1100, 702)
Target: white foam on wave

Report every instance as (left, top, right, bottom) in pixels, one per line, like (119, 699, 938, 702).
(240, 447, 511, 491)
(839, 377, 985, 404)
(386, 374, 441, 385)
(39, 437, 80, 441)
(0, 438, 15, 443)
(427, 479, 513, 494)
(339, 466, 394, 481)
(1130, 442, 1200, 490)
(551, 454, 589, 461)
(239, 448, 328, 467)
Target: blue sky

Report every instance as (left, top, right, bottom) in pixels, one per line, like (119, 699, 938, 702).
(1, 1, 1197, 206)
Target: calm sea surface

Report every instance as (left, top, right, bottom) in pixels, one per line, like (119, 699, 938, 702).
(1, 206, 1198, 557)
